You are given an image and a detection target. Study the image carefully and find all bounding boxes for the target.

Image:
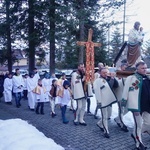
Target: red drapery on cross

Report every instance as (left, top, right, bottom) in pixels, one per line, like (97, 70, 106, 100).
(77, 28, 101, 84)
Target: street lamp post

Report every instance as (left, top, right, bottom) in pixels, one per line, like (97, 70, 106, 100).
(123, 0, 126, 43)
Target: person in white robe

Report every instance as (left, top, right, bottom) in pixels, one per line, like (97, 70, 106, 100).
(3, 73, 13, 104)
(27, 72, 37, 111)
(33, 68, 40, 84)
(12, 68, 24, 108)
(71, 63, 87, 126)
(94, 67, 118, 138)
(42, 73, 51, 102)
(33, 79, 46, 115)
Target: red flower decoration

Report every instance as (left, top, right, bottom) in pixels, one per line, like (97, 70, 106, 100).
(132, 83, 136, 86)
(135, 80, 139, 84)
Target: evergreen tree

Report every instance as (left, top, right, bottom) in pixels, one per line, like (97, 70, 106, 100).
(143, 40, 150, 67)
(0, 0, 126, 71)
(109, 27, 123, 65)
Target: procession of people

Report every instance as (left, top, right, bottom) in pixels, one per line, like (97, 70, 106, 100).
(0, 21, 150, 150)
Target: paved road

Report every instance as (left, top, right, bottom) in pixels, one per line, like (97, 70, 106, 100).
(0, 98, 150, 150)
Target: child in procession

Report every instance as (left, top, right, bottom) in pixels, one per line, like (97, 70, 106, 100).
(49, 79, 57, 117)
(33, 79, 46, 115)
(59, 80, 72, 124)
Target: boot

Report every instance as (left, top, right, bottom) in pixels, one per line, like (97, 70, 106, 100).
(104, 132, 110, 138)
(136, 143, 147, 150)
(121, 124, 129, 132)
(51, 112, 56, 118)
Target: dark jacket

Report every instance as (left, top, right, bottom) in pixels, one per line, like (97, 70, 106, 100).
(140, 74, 150, 114)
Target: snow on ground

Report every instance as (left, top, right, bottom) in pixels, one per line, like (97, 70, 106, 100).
(0, 119, 64, 150)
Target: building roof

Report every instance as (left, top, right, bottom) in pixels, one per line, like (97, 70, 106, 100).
(12, 49, 24, 59)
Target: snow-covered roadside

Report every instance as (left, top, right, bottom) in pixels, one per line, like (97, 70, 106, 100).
(0, 119, 64, 150)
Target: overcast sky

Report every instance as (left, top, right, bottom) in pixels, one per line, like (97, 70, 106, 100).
(125, 0, 150, 41)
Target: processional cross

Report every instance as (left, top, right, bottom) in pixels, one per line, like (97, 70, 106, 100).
(77, 28, 101, 84)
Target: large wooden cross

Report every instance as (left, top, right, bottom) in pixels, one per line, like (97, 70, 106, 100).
(77, 28, 101, 84)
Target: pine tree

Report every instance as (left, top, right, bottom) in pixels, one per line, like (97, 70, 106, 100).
(109, 27, 123, 65)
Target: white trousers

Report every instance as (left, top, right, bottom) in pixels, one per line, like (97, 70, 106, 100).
(97, 107, 109, 134)
(142, 111, 150, 134)
(75, 98, 86, 123)
(107, 106, 112, 119)
(114, 101, 128, 127)
(132, 111, 150, 147)
(50, 97, 56, 113)
(132, 112, 143, 147)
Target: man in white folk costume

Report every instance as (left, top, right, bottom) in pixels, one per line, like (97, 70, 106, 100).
(27, 72, 37, 111)
(114, 63, 129, 132)
(71, 63, 87, 126)
(122, 62, 150, 150)
(94, 62, 104, 119)
(94, 67, 118, 138)
(12, 68, 24, 108)
(3, 73, 13, 104)
(94, 62, 104, 80)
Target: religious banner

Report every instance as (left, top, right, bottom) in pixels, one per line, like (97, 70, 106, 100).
(77, 28, 101, 86)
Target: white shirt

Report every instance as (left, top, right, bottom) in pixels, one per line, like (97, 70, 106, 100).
(60, 88, 70, 105)
(12, 75, 24, 93)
